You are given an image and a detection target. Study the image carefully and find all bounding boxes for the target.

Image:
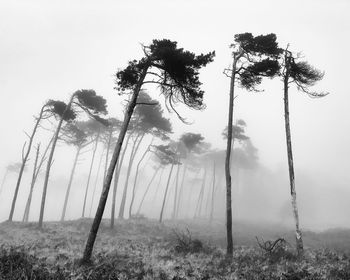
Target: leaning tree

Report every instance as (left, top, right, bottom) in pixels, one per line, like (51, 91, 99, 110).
(38, 89, 107, 228)
(8, 101, 63, 221)
(278, 46, 328, 255)
(224, 33, 282, 255)
(81, 39, 214, 263)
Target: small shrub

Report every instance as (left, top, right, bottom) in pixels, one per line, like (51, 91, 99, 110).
(172, 229, 204, 254)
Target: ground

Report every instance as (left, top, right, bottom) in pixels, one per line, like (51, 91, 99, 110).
(0, 218, 350, 279)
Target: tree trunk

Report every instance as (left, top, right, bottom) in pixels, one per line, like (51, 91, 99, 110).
(225, 53, 239, 256)
(284, 57, 303, 255)
(175, 162, 187, 219)
(110, 133, 131, 228)
(171, 164, 181, 219)
(118, 133, 144, 219)
(194, 167, 206, 218)
(136, 164, 161, 215)
(89, 147, 105, 217)
(61, 146, 81, 222)
(210, 162, 216, 223)
(81, 65, 148, 264)
(82, 133, 100, 218)
(9, 105, 45, 221)
(22, 144, 40, 222)
(39, 95, 75, 228)
(129, 138, 153, 218)
(23, 136, 53, 223)
(103, 131, 113, 181)
(159, 164, 175, 223)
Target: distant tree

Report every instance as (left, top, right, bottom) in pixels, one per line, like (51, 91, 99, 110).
(79, 119, 108, 218)
(38, 90, 107, 228)
(81, 39, 214, 263)
(152, 144, 180, 223)
(22, 137, 54, 223)
(0, 163, 25, 197)
(223, 33, 282, 255)
(128, 93, 172, 218)
(279, 46, 328, 255)
(60, 123, 90, 221)
(8, 102, 58, 221)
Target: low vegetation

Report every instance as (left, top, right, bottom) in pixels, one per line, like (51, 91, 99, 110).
(0, 219, 350, 279)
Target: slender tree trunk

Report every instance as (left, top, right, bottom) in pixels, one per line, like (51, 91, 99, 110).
(284, 58, 303, 255)
(136, 164, 161, 215)
(9, 105, 45, 221)
(23, 136, 53, 223)
(225, 53, 239, 256)
(81, 65, 148, 264)
(194, 167, 206, 218)
(103, 131, 113, 181)
(159, 164, 175, 223)
(39, 95, 75, 228)
(110, 134, 131, 228)
(61, 146, 81, 222)
(22, 144, 40, 222)
(82, 133, 100, 218)
(89, 147, 105, 217)
(175, 162, 187, 218)
(129, 138, 153, 218)
(118, 133, 144, 219)
(171, 164, 181, 219)
(210, 162, 216, 223)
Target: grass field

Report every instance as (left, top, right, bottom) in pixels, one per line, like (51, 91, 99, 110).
(0, 218, 350, 279)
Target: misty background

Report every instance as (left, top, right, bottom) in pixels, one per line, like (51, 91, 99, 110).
(0, 0, 349, 231)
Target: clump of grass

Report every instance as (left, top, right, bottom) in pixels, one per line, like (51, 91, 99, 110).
(171, 229, 208, 254)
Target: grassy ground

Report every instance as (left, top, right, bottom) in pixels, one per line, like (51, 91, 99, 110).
(0, 218, 350, 279)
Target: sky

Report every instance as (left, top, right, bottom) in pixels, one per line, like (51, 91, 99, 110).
(0, 0, 349, 228)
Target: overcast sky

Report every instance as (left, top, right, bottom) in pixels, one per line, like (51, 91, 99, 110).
(0, 0, 349, 225)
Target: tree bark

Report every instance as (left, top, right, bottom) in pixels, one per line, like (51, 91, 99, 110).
(225, 53, 238, 256)
(82, 132, 100, 218)
(118, 133, 144, 219)
(284, 55, 303, 255)
(129, 139, 152, 218)
(39, 95, 75, 228)
(9, 105, 45, 221)
(61, 146, 81, 222)
(136, 164, 161, 215)
(159, 164, 175, 223)
(81, 65, 148, 264)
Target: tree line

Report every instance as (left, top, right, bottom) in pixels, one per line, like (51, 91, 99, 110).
(0, 34, 327, 263)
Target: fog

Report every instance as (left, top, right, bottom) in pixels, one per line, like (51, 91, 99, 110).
(0, 0, 350, 233)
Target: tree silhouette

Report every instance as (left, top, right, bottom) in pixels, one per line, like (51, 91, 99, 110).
(38, 89, 107, 228)
(224, 33, 282, 255)
(81, 39, 214, 263)
(279, 47, 328, 255)
(8, 102, 59, 221)
(60, 123, 89, 221)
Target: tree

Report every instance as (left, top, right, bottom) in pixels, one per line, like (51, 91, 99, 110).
(279, 47, 328, 255)
(152, 144, 180, 223)
(60, 123, 89, 221)
(8, 102, 57, 221)
(81, 39, 214, 263)
(0, 163, 24, 197)
(79, 119, 108, 218)
(223, 33, 282, 255)
(38, 90, 107, 228)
